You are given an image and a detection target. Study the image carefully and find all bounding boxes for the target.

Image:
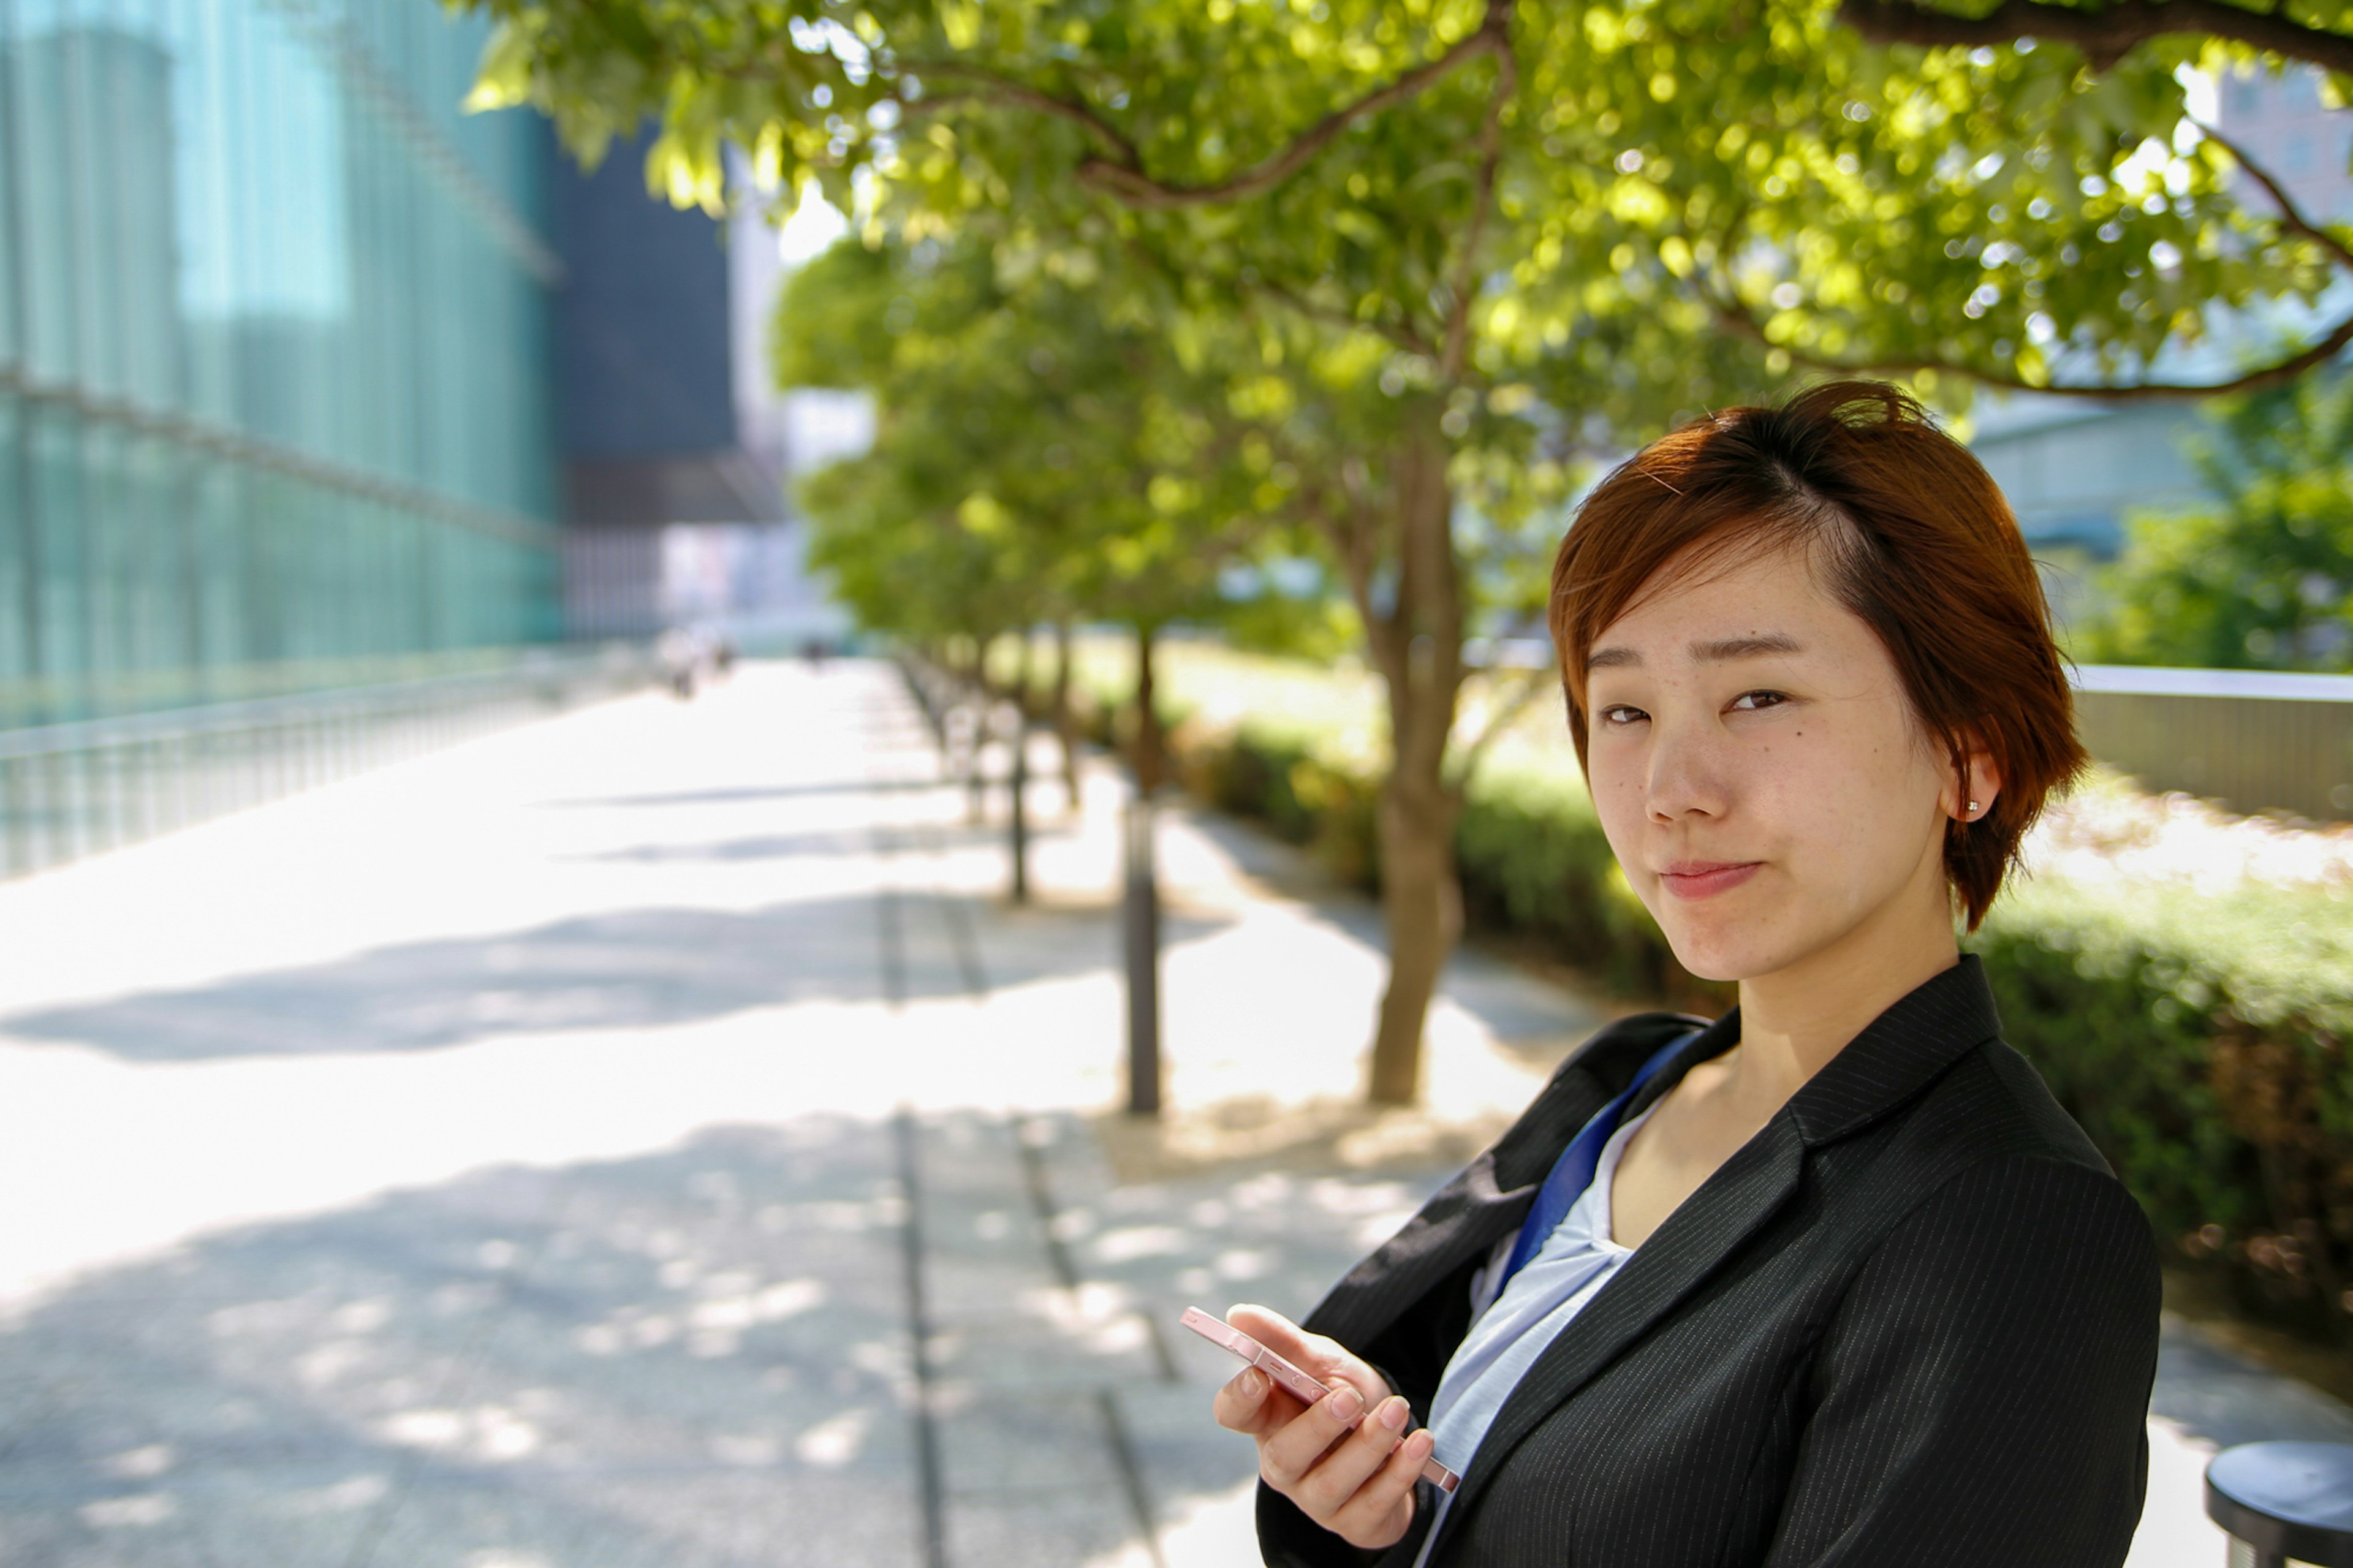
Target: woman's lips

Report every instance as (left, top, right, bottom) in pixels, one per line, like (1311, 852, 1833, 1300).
(1657, 861, 1763, 900)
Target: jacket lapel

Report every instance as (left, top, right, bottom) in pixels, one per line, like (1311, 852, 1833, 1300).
(1429, 956, 2007, 1544)
(1444, 1116, 1805, 1520)
(1305, 1012, 1716, 1350)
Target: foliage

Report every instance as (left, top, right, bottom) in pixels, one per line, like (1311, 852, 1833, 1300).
(2077, 368, 2353, 670)
(462, 0, 2353, 407)
(1975, 876, 2353, 1328)
(1063, 639, 2353, 1330)
(777, 232, 1272, 642)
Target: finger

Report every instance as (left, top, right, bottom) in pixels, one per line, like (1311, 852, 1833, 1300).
(1328, 1426, 1435, 1545)
(1295, 1395, 1414, 1520)
(1225, 1304, 1390, 1404)
(1225, 1304, 1330, 1373)
(1259, 1379, 1369, 1491)
(1212, 1366, 1276, 1434)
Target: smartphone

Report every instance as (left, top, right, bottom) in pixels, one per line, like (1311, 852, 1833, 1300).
(1180, 1306, 1461, 1493)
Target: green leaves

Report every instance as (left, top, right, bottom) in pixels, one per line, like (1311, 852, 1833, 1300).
(2077, 368, 2353, 670)
(463, 0, 2353, 422)
(776, 228, 1279, 641)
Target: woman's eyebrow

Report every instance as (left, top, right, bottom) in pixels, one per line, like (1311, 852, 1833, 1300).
(1586, 632, 1802, 671)
(1691, 633, 1803, 662)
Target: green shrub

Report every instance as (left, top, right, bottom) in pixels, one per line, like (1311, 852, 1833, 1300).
(1006, 644, 2353, 1332)
(1975, 878, 2353, 1328)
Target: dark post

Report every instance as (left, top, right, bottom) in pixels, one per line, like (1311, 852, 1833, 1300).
(1053, 619, 1080, 816)
(1122, 783, 1162, 1116)
(963, 692, 986, 825)
(1008, 700, 1030, 904)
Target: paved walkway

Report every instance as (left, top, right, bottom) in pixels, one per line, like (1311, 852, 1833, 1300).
(0, 659, 2342, 1567)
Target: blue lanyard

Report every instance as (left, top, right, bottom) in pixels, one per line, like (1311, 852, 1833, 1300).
(1498, 1031, 1700, 1291)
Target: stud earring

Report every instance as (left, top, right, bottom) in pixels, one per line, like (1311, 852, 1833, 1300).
(1966, 800, 1980, 817)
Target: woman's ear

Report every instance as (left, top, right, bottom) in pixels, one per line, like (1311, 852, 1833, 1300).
(1952, 731, 2004, 823)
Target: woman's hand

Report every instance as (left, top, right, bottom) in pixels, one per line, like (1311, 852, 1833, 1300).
(1210, 1303, 1438, 1551)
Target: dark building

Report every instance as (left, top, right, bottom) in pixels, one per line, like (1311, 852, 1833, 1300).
(548, 131, 792, 640)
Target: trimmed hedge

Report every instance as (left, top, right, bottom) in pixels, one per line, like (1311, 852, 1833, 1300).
(1037, 647, 2353, 1336)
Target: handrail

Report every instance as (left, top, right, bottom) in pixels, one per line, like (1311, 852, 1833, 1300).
(0, 647, 645, 761)
(0, 642, 662, 881)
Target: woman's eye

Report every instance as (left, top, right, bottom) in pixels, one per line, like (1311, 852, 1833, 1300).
(1599, 705, 1649, 727)
(1728, 689, 1789, 713)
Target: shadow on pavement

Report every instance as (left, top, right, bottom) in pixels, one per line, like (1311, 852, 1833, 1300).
(541, 779, 942, 811)
(1171, 806, 1616, 1074)
(0, 1123, 939, 1568)
(4, 897, 1232, 1064)
(0, 1113, 1449, 1568)
(576, 819, 1079, 867)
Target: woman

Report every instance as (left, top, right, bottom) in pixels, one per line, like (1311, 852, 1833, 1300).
(1213, 382, 2160, 1567)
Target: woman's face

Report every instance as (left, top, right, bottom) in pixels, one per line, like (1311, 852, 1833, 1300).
(1582, 538, 1961, 985)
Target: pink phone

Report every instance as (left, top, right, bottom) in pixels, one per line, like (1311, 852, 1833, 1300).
(1181, 1306, 1461, 1493)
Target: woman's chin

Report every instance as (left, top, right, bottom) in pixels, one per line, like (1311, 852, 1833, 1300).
(1659, 922, 1789, 986)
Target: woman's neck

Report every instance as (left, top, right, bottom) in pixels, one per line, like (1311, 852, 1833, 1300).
(1728, 887, 1961, 1104)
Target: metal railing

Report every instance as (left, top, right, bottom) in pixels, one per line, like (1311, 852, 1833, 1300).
(1477, 639, 2353, 824)
(0, 643, 660, 882)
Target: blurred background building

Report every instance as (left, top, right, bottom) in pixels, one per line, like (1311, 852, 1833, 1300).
(0, 0, 848, 740)
(0, 0, 563, 729)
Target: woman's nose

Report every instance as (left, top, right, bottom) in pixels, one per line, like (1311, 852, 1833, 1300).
(1644, 717, 1730, 824)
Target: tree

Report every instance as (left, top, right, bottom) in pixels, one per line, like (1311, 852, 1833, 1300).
(2075, 368, 2353, 670)
(776, 230, 1269, 788)
(468, 0, 2353, 1102)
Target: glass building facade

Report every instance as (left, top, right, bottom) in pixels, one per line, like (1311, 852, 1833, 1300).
(0, 0, 559, 730)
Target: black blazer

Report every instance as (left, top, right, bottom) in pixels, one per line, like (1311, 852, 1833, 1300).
(1259, 956, 2161, 1568)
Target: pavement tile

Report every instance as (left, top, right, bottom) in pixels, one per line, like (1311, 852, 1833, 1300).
(942, 1490, 1138, 1568)
(0, 662, 2344, 1568)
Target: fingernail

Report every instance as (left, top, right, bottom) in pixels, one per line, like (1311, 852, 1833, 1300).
(1328, 1385, 1363, 1422)
(1406, 1430, 1434, 1459)
(1379, 1397, 1409, 1431)
(1238, 1368, 1266, 1400)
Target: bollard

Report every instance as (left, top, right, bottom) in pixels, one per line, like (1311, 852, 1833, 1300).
(2207, 1442, 2353, 1567)
(1007, 702, 1029, 904)
(1121, 784, 1163, 1116)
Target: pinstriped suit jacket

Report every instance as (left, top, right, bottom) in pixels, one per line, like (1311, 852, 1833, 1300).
(1258, 955, 2161, 1568)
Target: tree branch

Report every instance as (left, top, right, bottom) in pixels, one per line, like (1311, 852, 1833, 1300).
(1249, 277, 1441, 359)
(1839, 0, 2353, 77)
(1069, 4, 1514, 210)
(896, 59, 1141, 168)
(1441, 6, 1515, 381)
(1706, 289, 2353, 401)
(2196, 117, 2353, 271)
(1702, 116, 2353, 400)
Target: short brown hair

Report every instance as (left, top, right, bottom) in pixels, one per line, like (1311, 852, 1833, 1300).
(1547, 380, 2086, 930)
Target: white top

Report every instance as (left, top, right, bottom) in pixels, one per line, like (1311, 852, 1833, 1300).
(1407, 1104, 1656, 1568)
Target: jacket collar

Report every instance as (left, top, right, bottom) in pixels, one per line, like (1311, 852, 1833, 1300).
(1427, 953, 2004, 1552)
(1620, 955, 2003, 1144)
(1777, 952, 2004, 1145)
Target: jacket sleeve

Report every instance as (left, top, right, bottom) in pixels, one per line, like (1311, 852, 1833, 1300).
(1762, 1155, 2161, 1568)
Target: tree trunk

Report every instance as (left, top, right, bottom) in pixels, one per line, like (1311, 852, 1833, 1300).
(1132, 622, 1164, 798)
(1362, 407, 1468, 1107)
(1053, 619, 1081, 815)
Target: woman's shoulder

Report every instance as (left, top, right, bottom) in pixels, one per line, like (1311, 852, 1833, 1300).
(1906, 1030, 2121, 1181)
(1847, 1032, 2157, 1276)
